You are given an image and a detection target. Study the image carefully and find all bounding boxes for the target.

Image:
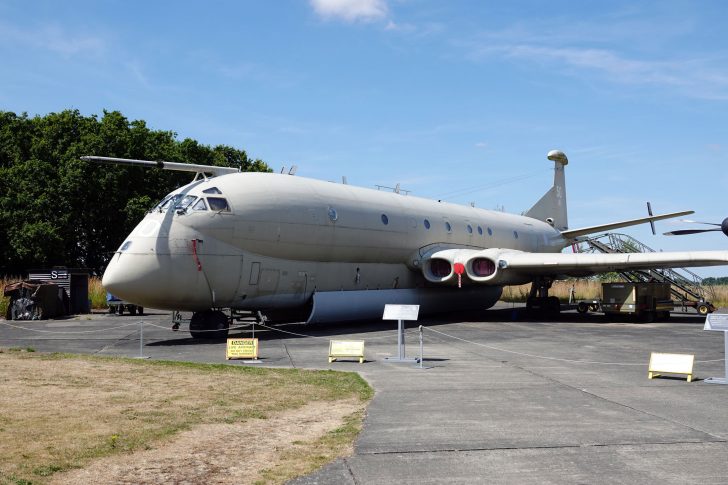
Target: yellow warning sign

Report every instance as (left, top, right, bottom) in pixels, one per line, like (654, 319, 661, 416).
(226, 338, 259, 360)
(329, 340, 365, 364)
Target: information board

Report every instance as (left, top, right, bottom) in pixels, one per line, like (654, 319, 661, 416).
(382, 304, 420, 321)
(648, 352, 694, 382)
(328, 340, 365, 363)
(704, 313, 728, 331)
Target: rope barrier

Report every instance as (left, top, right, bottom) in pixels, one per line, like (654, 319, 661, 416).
(251, 322, 405, 341)
(0, 320, 141, 334)
(3, 317, 723, 365)
(423, 326, 725, 365)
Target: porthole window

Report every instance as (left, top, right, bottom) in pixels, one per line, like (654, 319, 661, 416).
(328, 207, 338, 222)
(120, 241, 132, 251)
(424, 219, 431, 229)
(513, 230, 519, 239)
(445, 222, 452, 232)
(467, 225, 473, 234)
(487, 227, 493, 236)
(477, 226, 483, 235)
(381, 214, 389, 225)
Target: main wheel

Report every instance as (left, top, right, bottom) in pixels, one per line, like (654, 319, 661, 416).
(190, 310, 230, 339)
(547, 296, 561, 316)
(577, 302, 589, 314)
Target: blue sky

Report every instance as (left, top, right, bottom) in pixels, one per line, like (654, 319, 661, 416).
(2, 1, 728, 275)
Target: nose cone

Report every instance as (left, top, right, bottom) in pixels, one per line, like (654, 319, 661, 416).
(102, 253, 160, 305)
(103, 250, 212, 311)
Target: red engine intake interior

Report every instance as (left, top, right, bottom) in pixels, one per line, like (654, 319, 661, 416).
(471, 258, 496, 277)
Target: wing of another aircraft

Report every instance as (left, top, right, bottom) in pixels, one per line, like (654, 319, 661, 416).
(560, 210, 694, 239)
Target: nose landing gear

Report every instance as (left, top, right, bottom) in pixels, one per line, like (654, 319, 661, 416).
(189, 310, 230, 339)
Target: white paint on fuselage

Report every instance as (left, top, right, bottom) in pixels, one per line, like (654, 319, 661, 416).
(102, 172, 567, 311)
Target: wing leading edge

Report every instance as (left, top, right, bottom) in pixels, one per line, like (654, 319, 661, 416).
(420, 247, 728, 286)
(498, 250, 728, 278)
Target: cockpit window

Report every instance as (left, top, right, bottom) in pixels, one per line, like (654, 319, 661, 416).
(175, 195, 197, 210)
(203, 187, 222, 194)
(157, 194, 183, 212)
(192, 199, 208, 211)
(156, 194, 199, 213)
(208, 197, 230, 212)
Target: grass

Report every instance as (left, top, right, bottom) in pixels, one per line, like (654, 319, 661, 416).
(0, 352, 373, 484)
(501, 279, 728, 307)
(87, 276, 107, 310)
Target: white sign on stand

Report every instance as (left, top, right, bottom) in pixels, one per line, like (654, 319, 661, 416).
(704, 313, 728, 384)
(383, 304, 420, 321)
(383, 304, 420, 363)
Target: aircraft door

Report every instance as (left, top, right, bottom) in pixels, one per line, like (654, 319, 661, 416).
(291, 271, 308, 302)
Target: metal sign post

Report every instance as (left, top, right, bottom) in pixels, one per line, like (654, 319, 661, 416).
(704, 314, 728, 384)
(419, 325, 424, 369)
(135, 320, 149, 359)
(383, 304, 419, 363)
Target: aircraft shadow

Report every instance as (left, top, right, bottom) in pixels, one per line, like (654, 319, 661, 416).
(145, 308, 707, 347)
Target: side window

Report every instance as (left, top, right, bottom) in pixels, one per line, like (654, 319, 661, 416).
(208, 197, 230, 212)
(192, 199, 208, 211)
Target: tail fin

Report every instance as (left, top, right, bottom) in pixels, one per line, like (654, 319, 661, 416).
(524, 150, 568, 231)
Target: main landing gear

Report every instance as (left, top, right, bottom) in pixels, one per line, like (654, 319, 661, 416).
(189, 310, 230, 340)
(525, 278, 561, 317)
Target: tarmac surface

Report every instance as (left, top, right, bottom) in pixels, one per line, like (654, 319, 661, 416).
(2, 303, 728, 484)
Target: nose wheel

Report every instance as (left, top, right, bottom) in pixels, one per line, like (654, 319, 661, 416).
(189, 310, 230, 339)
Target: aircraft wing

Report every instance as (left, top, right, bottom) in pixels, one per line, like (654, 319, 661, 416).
(81, 156, 239, 177)
(560, 210, 694, 239)
(498, 250, 728, 277)
(421, 247, 728, 286)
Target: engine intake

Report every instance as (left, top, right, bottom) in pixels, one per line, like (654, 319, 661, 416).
(470, 257, 496, 277)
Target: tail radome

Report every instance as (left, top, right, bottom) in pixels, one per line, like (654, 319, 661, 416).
(524, 150, 568, 231)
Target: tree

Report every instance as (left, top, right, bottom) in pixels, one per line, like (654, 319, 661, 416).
(0, 109, 271, 274)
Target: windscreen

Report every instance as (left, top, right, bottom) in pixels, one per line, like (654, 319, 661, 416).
(156, 194, 197, 212)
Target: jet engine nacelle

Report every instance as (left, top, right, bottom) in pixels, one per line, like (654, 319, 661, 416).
(422, 248, 535, 286)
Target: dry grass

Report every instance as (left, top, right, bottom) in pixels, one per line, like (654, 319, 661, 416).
(501, 279, 728, 307)
(87, 277, 106, 310)
(501, 280, 603, 303)
(0, 351, 372, 485)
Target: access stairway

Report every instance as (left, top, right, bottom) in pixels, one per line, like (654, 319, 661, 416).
(579, 233, 716, 314)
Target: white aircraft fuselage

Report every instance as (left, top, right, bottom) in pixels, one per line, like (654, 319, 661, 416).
(99, 150, 727, 329)
(103, 170, 565, 321)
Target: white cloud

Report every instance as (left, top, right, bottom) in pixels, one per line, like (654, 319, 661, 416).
(0, 21, 105, 57)
(310, 0, 388, 23)
(465, 39, 728, 101)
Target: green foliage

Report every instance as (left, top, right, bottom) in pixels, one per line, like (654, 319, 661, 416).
(0, 110, 271, 274)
